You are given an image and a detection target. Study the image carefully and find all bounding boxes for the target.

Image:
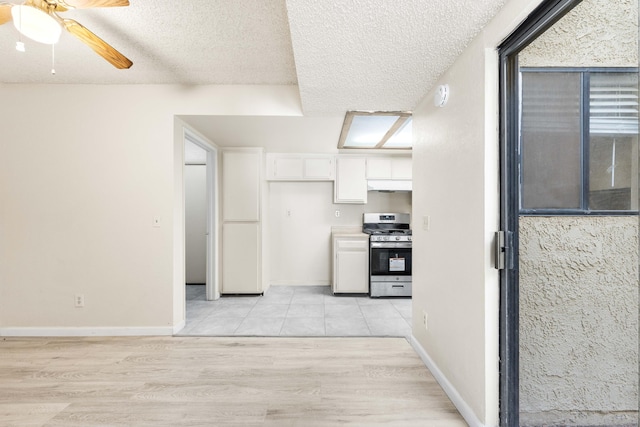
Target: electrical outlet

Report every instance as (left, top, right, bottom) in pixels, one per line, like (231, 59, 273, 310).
(75, 294, 85, 308)
(422, 310, 428, 330)
(335, 210, 341, 218)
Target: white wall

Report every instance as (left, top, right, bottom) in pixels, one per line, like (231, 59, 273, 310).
(411, 0, 546, 425)
(268, 181, 411, 286)
(0, 84, 301, 334)
(184, 165, 207, 284)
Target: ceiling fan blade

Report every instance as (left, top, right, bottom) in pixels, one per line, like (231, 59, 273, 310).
(0, 3, 12, 25)
(58, 0, 129, 8)
(62, 18, 132, 69)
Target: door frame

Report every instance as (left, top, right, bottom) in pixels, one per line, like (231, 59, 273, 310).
(497, 1, 583, 425)
(184, 129, 220, 301)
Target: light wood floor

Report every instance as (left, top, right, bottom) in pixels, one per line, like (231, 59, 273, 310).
(0, 336, 467, 426)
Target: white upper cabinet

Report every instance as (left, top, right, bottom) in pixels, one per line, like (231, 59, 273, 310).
(335, 157, 367, 204)
(390, 156, 412, 180)
(366, 156, 412, 180)
(270, 156, 303, 179)
(304, 156, 335, 180)
(366, 157, 392, 179)
(222, 149, 261, 222)
(266, 154, 334, 181)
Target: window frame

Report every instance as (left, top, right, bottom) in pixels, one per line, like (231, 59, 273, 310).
(519, 66, 639, 216)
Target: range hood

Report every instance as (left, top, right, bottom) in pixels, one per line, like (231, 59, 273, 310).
(367, 180, 412, 192)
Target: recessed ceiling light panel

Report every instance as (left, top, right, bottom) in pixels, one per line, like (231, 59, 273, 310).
(338, 111, 412, 149)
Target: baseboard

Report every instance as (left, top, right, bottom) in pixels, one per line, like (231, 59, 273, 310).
(172, 320, 186, 335)
(410, 335, 486, 427)
(0, 326, 175, 337)
(269, 281, 330, 287)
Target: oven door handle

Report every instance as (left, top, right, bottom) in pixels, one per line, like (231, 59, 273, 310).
(370, 242, 413, 249)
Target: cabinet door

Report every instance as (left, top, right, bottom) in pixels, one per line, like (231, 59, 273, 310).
(269, 156, 303, 180)
(222, 150, 261, 221)
(366, 157, 392, 179)
(335, 157, 367, 204)
(304, 157, 334, 180)
(222, 223, 260, 294)
(391, 157, 412, 180)
(266, 155, 334, 181)
(335, 238, 369, 293)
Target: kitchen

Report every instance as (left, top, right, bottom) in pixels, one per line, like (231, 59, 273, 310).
(182, 146, 413, 336)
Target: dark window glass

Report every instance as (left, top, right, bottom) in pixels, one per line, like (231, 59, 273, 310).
(521, 72, 582, 209)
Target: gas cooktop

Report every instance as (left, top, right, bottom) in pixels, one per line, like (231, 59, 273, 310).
(364, 229, 412, 235)
(362, 212, 412, 236)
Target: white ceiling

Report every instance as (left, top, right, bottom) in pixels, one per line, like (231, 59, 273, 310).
(0, 0, 508, 150)
(180, 115, 345, 153)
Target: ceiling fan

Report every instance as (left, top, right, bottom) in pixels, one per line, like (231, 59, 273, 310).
(0, 0, 132, 69)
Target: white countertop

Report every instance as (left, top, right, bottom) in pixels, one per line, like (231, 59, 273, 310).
(331, 226, 368, 238)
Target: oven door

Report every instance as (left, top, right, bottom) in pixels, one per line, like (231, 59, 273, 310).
(370, 243, 412, 276)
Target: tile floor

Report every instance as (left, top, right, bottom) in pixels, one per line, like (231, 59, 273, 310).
(177, 285, 412, 338)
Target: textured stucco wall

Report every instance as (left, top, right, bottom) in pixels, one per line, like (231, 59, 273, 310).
(519, 216, 639, 426)
(519, 0, 638, 68)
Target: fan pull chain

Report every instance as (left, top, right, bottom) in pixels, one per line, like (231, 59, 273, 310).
(51, 44, 56, 75)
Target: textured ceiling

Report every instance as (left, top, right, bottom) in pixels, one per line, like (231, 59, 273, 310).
(0, 0, 509, 149)
(286, 0, 508, 114)
(0, 0, 297, 85)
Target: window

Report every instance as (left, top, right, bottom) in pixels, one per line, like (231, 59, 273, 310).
(520, 68, 639, 214)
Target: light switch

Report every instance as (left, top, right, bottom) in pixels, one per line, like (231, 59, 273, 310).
(422, 215, 430, 231)
(153, 217, 162, 227)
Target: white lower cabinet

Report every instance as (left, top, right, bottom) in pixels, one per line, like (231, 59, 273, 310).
(222, 223, 261, 294)
(332, 234, 369, 294)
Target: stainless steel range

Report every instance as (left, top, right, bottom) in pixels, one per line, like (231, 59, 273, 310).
(363, 213, 412, 298)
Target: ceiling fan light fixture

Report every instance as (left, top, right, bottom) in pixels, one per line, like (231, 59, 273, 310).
(11, 5, 62, 45)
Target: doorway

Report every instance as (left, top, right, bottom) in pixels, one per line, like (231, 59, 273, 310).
(499, 0, 639, 425)
(184, 130, 219, 301)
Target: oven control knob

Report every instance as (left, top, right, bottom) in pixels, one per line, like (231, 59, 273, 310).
(395, 236, 400, 241)
(408, 236, 412, 241)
